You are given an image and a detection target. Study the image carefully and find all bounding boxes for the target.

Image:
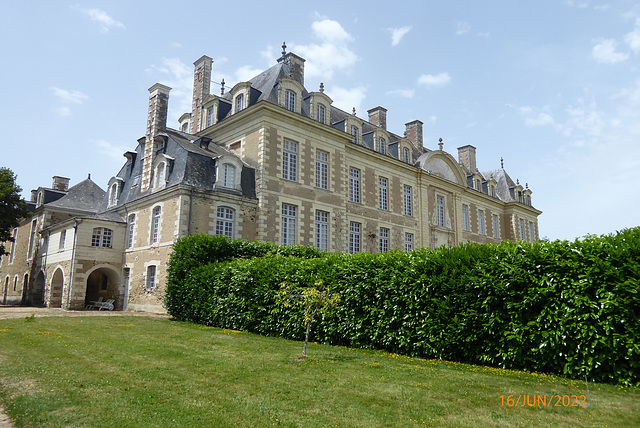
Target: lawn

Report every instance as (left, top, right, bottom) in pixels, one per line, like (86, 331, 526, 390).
(0, 315, 638, 427)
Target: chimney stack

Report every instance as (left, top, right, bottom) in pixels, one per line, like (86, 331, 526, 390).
(278, 52, 306, 86)
(141, 83, 171, 192)
(52, 176, 70, 191)
(190, 55, 213, 134)
(368, 106, 387, 130)
(405, 120, 423, 150)
(457, 145, 477, 173)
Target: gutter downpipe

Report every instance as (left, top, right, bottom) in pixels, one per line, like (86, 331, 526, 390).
(188, 186, 194, 236)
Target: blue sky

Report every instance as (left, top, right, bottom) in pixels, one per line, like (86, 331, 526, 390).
(2, 1, 639, 241)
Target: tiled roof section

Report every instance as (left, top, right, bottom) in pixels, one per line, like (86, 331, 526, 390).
(46, 179, 106, 213)
(483, 168, 517, 203)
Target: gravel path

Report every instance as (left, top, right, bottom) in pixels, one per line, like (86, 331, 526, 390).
(0, 305, 171, 427)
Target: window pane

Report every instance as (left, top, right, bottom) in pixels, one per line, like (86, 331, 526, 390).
(379, 227, 389, 253)
(379, 177, 388, 210)
(282, 204, 297, 245)
(349, 222, 360, 254)
(349, 168, 360, 203)
(403, 185, 413, 216)
(316, 150, 329, 190)
(216, 207, 235, 239)
(315, 210, 329, 251)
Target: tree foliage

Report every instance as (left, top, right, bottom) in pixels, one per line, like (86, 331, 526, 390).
(0, 167, 29, 256)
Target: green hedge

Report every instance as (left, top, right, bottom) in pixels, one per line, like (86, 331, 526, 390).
(164, 228, 640, 385)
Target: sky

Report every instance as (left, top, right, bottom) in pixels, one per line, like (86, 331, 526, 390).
(1, 1, 639, 241)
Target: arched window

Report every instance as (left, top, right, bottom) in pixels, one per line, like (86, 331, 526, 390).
(127, 214, 135, 249)
(108, 183, 119, 206)
(222, 164, 236, 188)
(155, 162, 166, 188)
(403, 147, 410, 163)
(317, 103, 326, 124)
(285, 90, 296, 111)
(150, 206, 161, 244)
(91, 227, 113, 248)
(215, 207, 235, 239)
(379, 138, 387, 155)
(235, 94, 244, 112)
(350, 125, 359, 144)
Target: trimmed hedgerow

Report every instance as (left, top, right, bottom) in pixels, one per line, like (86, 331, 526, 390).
(164, 228, 640, 385)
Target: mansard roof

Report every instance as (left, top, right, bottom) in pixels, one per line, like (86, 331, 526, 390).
(482, 168, 518, 203)
(46, 178, 106, 213)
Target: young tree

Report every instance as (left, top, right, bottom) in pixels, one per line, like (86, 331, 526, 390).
(0, 167, 30, 256)
(279, 278, 340, 359)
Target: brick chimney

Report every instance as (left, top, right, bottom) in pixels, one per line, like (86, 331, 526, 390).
(405, 120, 423, 150)
(52, 176, 70, 191)
(141, 83, 171, 192)
(190, 55, 213, 134)
(278, 52, 305, 86)
(457, 145, 477, 173)
(368, 106, 387, 130)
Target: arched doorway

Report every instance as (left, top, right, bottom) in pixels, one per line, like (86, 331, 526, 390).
(85, 267, 120, 310)
(32, 271, 45, 306)
(50, 268, 64, 308)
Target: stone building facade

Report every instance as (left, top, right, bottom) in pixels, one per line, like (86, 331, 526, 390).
(1, 47, 541, 313)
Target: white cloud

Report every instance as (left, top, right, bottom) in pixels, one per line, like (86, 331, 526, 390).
(518, 106, 555, 127)
(388, 26, 412, 46)
(54, 106, 71, 117)
(75, 7, 125, 33)
(624, 19, 640, 52)
(50, 87, 89, 104)
(417, 73, 451, 87)
(385, 88, 415, 98)
(592, 39, 629, 63)
(146, 58, 193, 126)
(290, 19, 358, 80)
(93, 139, 129, 162)
(456, 21, 471, 35)
(328, 85, 367, 114)
(236, 65, 263, 82)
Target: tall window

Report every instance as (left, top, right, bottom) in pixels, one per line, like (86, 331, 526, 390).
(28, 219, 37, 259)
(222, 164, 236, 188)
(91, 227, 113, 248)
(405, 233, 414, 252)
(109, 183, 118, 206)
(59, 229, 66, 250)
(146, 265, 156, 290)
(350, 125, 359, 143)
(437, 195, 445, 227)
(282, 139, 298, 182)
(206, 107, 213, 127)
(492, 214, 500, 239)
(235, 94, 244, 112)
(315, 210, 329, 251)
(216, 207, 235, 239)
(9, 229, 17, 263)
(403, 185, 413, 216)
(285, 90, 296, 111)
(478, 209, 486, 235)
(316, 150, 329, 190)
(281, 203, 297, 245)
(379, 227, 389, 253)
(349, 222, 361, 254)
(379, 138, 387, 155)
(519, 219, 526, 240)
(156, 163, 166, 187)
(462, 204, 470, 231)
(529, 221, 535, 242)
(379, 177, 388, 210)
(349, 168, 360, 203)
(127, 215, 135, 249)
(403, 147, 410, 163)
(317, 103, 326, 123)
(151, 206, 161, 244)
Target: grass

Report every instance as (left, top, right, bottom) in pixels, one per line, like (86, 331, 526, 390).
(0, 316, 638, 427)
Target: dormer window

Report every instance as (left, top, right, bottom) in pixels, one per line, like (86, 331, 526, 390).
(403, 147, 410, 163)
(285, 90, 296, 111)
(155, 162, 167, 189)
(379, 138, 387, 155)
(206, 107, 214, 127)
(235, 94, 244, 112)
(181, 122, 189, 132)
(36, 191, 43, 207)
(222, 164, 236, 188)
(317, 103, 326, 124)
(108, 182, 120, 207)
(351, 125, 359, 144)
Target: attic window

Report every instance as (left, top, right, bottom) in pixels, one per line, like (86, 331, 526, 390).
(285, 90, 296, 112)
(317, 104, 326, 124)
(235, 94, 244, 112)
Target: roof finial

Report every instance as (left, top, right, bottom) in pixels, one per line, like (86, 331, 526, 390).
(220, 78, 225, 95)
(526, 182, 529, 189)
(438, 138, 443, 151)
(516, 179, 520, 185)
(282, 41, 287, 58)
(352, 107, 356, 115)
(88, 173, 91, 180)
(500, 157, 504, 168)
(319, 82, 324, 93)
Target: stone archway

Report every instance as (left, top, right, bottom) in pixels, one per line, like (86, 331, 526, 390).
(32, 271, 45, 306)
(85, 267, 120, 310)
(50, 268, 64, 308)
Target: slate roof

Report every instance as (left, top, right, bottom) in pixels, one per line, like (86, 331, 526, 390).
(482, 168, 518, 203)
(46, 179, 106, 213)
